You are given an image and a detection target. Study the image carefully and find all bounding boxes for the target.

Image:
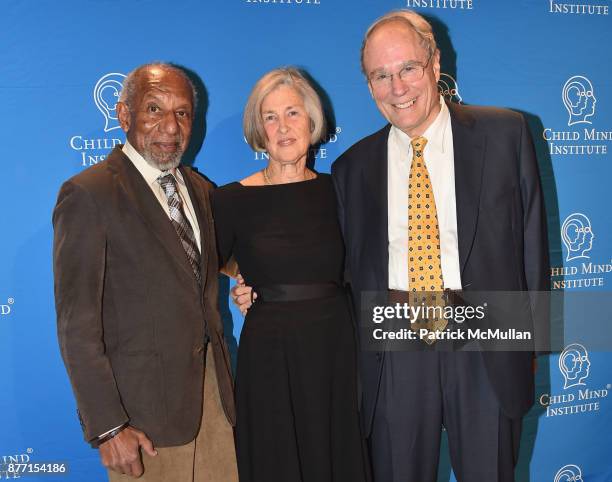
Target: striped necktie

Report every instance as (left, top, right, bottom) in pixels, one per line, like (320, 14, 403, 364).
(158, 173, 202, 285)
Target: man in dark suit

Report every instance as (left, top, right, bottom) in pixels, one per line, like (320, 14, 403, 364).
(53, 63, 238, 481)
(330, 10, 549, 482)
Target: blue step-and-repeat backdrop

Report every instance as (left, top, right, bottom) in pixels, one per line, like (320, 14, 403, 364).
(1, 1, 611, 480)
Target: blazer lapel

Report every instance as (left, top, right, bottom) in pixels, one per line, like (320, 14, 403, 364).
(107, 147, 199, 287)
(363, 125, 391, 289)
(449, 103, 485, 276)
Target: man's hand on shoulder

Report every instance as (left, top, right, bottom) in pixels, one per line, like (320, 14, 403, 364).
(99, 426, 157, 478)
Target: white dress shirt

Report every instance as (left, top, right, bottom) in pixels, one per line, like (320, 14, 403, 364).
(123, 141, 201, 253)
(387, 96, 462, 291)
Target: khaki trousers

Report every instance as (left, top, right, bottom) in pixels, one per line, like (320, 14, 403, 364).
(108, 347, 238, 482)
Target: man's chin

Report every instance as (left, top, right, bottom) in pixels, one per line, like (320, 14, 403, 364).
(143, 151, 183, 171)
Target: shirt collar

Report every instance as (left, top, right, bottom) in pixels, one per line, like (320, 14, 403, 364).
(390, 95, 451, 157)
(122, 141, 184, 186)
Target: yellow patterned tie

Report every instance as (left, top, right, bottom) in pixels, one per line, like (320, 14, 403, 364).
(408, 136, 446, 340)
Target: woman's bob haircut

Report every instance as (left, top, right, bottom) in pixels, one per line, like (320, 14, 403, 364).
(243, 67, 326, 152)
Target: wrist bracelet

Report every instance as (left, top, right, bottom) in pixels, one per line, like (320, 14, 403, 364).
(90, 423, 129, 448)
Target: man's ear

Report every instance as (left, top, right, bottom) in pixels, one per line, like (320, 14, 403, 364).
(117, 102, 131, 133)
(432, 49, 441, 83)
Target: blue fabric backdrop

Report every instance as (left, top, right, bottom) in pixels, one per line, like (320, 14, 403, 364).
(1, 1, 611, 480)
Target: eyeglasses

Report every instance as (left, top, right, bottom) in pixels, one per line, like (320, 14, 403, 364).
(368, 53, 433, 90)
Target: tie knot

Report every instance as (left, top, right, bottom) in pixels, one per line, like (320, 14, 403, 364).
(411, 136, 428, 153)
(158, 173, 177, 198)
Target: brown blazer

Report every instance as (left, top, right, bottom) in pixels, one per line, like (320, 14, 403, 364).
(53, 146, 235, 447)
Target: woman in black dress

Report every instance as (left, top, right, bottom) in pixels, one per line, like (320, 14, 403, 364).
(212, 68, 368, 482)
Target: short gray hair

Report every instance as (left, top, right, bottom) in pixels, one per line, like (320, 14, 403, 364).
(243, 67, 326, 152)
(119, 62, 198, 111)
(360, 9, 438, 76)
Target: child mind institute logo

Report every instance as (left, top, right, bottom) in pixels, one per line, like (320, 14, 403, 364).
(438, 73, 463, 104)
(561, 213, 594, 262)
(539, 342, 610, 418)
(559, 343, 591, 389)
(94, 73, 125, 132)
(69, 72, 125, 167)
(554, 464, 583, 481)
(543, 75, 611, 157)
(562, 76, 596, 126)
(550, 213, 611, 290)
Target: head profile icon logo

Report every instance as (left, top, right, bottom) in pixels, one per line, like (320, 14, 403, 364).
(438, 73, 463, 104)
(559, 344, 591, 390)
(561, 213, 594, 262)
(554, 464, 583, 482)
(94, 72, 126, 132)
(562, 75, 596, 126)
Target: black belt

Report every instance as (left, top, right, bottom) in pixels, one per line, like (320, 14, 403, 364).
(254, 283, 343, 303)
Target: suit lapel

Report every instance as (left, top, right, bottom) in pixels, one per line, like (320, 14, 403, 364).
(180, 166, 209, 294)
(363, 125, 391, 289)
(448, 103, 486, 276)
(107, 147, 199, 289)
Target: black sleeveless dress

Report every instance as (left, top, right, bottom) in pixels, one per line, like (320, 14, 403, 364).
(212, 174, 368, 482)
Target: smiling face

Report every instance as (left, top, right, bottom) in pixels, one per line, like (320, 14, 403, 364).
(261, 84, 312, 165)
(118, 67, 193, 171)
(363, 20, 441, 138)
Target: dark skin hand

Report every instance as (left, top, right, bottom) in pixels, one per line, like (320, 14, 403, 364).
(99, 426, 157, 478)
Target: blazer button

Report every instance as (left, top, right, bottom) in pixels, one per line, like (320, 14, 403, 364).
(195, 345, 204, 355)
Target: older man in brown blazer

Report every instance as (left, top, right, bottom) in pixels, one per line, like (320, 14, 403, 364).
(53, 63, 238, 481)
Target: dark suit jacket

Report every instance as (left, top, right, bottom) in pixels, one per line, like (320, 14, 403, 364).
(53, 146, 235, 447)
(332, 102, 550, 434)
